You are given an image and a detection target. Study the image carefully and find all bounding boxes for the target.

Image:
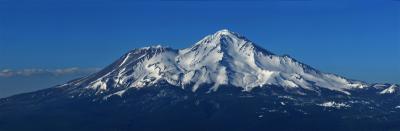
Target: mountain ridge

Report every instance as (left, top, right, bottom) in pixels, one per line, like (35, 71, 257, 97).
(2, 29, 398, 100)
(1, 29, 399, 131)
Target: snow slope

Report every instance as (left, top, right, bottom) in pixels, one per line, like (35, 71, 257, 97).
(65, 29, 370, 95)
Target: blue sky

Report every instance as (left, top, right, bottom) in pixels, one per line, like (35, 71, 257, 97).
(0, 0, 399, 97)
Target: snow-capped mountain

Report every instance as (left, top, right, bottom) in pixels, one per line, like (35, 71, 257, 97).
(1, 29, 399, 131)
(63, 29, 374, 98)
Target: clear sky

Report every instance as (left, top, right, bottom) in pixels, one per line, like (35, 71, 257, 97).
(0, 0, 399, 97)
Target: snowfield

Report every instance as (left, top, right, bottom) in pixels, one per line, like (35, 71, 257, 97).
(73, 29, 374, 98)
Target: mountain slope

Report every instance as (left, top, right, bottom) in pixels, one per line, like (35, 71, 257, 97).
(0, 29, 399, 131)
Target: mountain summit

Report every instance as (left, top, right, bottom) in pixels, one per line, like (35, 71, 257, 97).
(0, 30, 399, 131)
